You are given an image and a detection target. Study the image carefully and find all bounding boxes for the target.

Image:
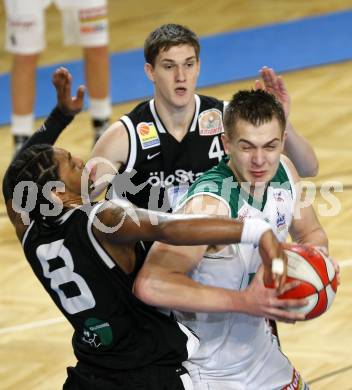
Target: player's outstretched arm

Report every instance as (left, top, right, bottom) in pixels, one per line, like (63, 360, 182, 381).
(256, 66, 318, 177)
(134, 239, 306, 321)
(93, 199, 264, 244)
(3, 68, 84, 237)
(93, 197, 286, 288)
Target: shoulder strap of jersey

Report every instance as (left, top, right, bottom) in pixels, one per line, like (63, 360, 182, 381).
(120, 115, 137, 173)
(86, 202, 116, 269)
(272, 158, 296, 203)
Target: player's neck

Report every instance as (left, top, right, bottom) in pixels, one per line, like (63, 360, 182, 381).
(154, 95, 196, 141)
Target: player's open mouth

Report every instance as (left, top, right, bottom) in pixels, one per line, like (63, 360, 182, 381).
(175, 87, 187, 95)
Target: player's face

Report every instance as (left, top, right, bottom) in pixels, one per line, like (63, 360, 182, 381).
(145, 44, 200, 109)
(222, 118, 285, 191)
(54, 148, 86, 195)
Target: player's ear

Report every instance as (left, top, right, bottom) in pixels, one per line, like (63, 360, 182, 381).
(144, 63, 155, 82)
(281, 130, 287, 152)
(221, 133, 231, 155)
(196, 58, 201, 77)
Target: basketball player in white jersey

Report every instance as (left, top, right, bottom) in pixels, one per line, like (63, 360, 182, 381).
(134, 89, 335, 389)
(89, 24, 318, 209)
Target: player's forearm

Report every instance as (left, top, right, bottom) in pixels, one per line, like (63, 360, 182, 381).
(156, 214, 244, 246)
(100, 208, 244, 245)
(2, 107, 73, 203)
(19, 106, 73, 151)
(284, 121, 319, 177)
(134, 268, 246, 313)
(156, 215, 273, 250)
(293, 226, 328, 251)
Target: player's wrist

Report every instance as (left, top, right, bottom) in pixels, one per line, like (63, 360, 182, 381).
(241, 218, 271, 246)
(54, 105, 75, 120)
(230, 289, 248, 314)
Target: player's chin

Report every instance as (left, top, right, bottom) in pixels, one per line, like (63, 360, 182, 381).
(249, 177, 267, 188)
(172, 93, 192, 106)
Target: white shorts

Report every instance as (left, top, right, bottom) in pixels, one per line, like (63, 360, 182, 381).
(186, 338, 309, 390)
(190, 369, 309, 390)
(4, 0, 108, 54)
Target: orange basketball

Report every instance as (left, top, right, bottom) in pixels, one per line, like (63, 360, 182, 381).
(276, 244, 337, 320)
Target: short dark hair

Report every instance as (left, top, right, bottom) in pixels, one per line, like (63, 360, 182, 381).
(8, 144, 60, 223)
(144, 23, 200, 66)
(224, 89, 286, 139)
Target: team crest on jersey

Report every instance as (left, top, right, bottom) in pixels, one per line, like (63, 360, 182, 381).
(237, 206, 250, 222)
(274, 190, 285, 202)
(136, 122, 161, 149)
(198, 109, 223, 136)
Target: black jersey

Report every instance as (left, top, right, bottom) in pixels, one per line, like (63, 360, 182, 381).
(108, 95, 226, 211)
(22, 204, 198, 371)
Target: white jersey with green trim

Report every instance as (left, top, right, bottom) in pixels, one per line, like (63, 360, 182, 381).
(177, 157, 307, 389)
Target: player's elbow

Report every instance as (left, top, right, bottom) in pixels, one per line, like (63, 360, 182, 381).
(133, 271, 161, 306)
(300, 159, 319, 178)
(311, 159, 319, 177)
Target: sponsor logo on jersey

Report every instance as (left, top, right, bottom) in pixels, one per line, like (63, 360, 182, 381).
(276, 210, 287, 232)
(198, 109, 223, 136)
(136, 122, 161, 149)
(148, 170, 203, 188)
(147, 151, 161, 160)
(82, 317, 113, 348)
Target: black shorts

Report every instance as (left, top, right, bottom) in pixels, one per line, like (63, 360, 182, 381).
(63, 362, 192, 390)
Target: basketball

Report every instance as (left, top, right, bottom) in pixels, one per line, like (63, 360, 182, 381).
(277, 244, 338, 320)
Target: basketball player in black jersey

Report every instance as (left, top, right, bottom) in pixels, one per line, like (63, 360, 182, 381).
(90, 23, 318, 212)
(3, 68, 290, 389)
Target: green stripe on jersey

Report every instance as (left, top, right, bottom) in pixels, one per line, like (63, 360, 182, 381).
(180, 157, 292, 218)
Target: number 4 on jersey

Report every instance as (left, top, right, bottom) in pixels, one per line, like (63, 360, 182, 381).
(208, 136, 224, 161)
